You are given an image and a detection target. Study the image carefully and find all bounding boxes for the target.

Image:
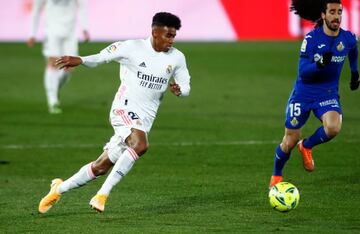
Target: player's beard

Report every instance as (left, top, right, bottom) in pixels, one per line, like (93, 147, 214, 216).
(325, 18, 340, 32)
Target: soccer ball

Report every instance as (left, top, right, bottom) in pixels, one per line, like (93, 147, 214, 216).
(269, 182, 300, 212)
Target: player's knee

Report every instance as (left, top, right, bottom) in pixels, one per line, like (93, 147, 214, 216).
(132, 141, 149, 156)
(47, 57, 57, 68)
(126, 130, 149, 156)
(281, 137, 299, 153)
(325, 125, 341, 138)
(91, 161, 110, 176)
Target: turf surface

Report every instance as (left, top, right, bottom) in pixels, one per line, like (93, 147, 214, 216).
(0, 41, 359, 233)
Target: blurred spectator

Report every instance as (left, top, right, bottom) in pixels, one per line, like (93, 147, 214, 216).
(27, 0, 90, 114)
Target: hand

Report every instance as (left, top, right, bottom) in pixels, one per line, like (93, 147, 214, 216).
(169, 82, 181, 96)
(27, 37, 36, 48)
(55, 56, 83, 69)
(350, 71, 360, 91)
(83, 30, 90, 43)
(316, 52, 333, 68)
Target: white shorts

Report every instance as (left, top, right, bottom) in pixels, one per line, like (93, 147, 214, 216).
(42, 33, 78, 57)
(103, 107, 153, 163)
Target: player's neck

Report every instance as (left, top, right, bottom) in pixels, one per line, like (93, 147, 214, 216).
(150, 37, 162, 52)
(323, 25, 340, 37)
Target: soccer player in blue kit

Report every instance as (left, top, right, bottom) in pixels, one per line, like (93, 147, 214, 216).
(269, 0, 359, 188)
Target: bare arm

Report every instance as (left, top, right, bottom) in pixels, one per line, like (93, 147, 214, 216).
(27, 0, 44, 48)
(83, 30, 90, 42)
(77, 0, 90, 42)
(27, 37, 36, 48)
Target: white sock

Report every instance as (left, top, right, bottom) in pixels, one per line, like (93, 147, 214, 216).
(97, 148, 138, 195)
(59, 71, 71, 89)
(57, 162, 97, 194)
(44, 67, 65, 107)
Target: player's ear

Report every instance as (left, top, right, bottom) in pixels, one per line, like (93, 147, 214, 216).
(152, 27, 158, 38)
(321, 12, 325, 20)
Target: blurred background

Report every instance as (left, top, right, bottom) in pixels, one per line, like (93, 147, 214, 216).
(1, 0, 359, 42)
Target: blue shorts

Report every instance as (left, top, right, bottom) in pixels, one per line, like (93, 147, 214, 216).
(284, 97, 342, 129)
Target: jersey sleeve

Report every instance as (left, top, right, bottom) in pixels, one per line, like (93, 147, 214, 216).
(80, 41, 131, 67)
(173, 53, 191, 97)
(99, 41, 133, 63)
(348, 33, 358, 73)
(298, 33, 325, 81)
(29, 0, 45, 38)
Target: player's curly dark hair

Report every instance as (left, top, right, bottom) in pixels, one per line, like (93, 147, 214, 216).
(152, 12, 181, 30)
(290, 0, 341, 27)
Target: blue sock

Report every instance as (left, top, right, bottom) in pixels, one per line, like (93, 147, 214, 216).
(272, 145, 290, 176)
(303, 126, 331, 149)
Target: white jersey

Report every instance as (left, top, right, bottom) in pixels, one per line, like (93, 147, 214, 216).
(29, 0, 88, 37)
(81, 37, 191, 125)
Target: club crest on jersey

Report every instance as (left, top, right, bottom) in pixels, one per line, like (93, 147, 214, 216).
(337, 42, 345, 52)
(314, 53, 321, 62)
(166, 65, 172, 74)
(290, 117, 299, 127)
(106, 45, 117, 53)
(300, 39, 307, 52)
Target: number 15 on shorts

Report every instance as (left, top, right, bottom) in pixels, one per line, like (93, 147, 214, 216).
(289, 103, 301, 117)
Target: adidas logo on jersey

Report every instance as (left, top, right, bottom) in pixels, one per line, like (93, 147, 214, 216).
(139, 62, 147, 68)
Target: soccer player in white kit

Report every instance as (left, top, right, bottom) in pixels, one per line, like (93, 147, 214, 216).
(27, 0, 90, 114)
(38, 12, 191, 213)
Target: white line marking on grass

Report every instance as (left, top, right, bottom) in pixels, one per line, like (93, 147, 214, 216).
(2, 143, 99, 149)
(1, 139, 359, 150)
(1, 140, 277, 149)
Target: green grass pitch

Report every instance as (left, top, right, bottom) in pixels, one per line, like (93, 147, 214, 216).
(0, 41, 359, 233)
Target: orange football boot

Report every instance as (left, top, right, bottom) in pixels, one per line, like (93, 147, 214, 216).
(269, 175, 283, 189)
(38, 178, 63, 214)
(297, 139, 315, 172)
(89, 194, 108, 213)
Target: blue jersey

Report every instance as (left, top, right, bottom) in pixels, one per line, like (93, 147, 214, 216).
(291, 27, 358, 102)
